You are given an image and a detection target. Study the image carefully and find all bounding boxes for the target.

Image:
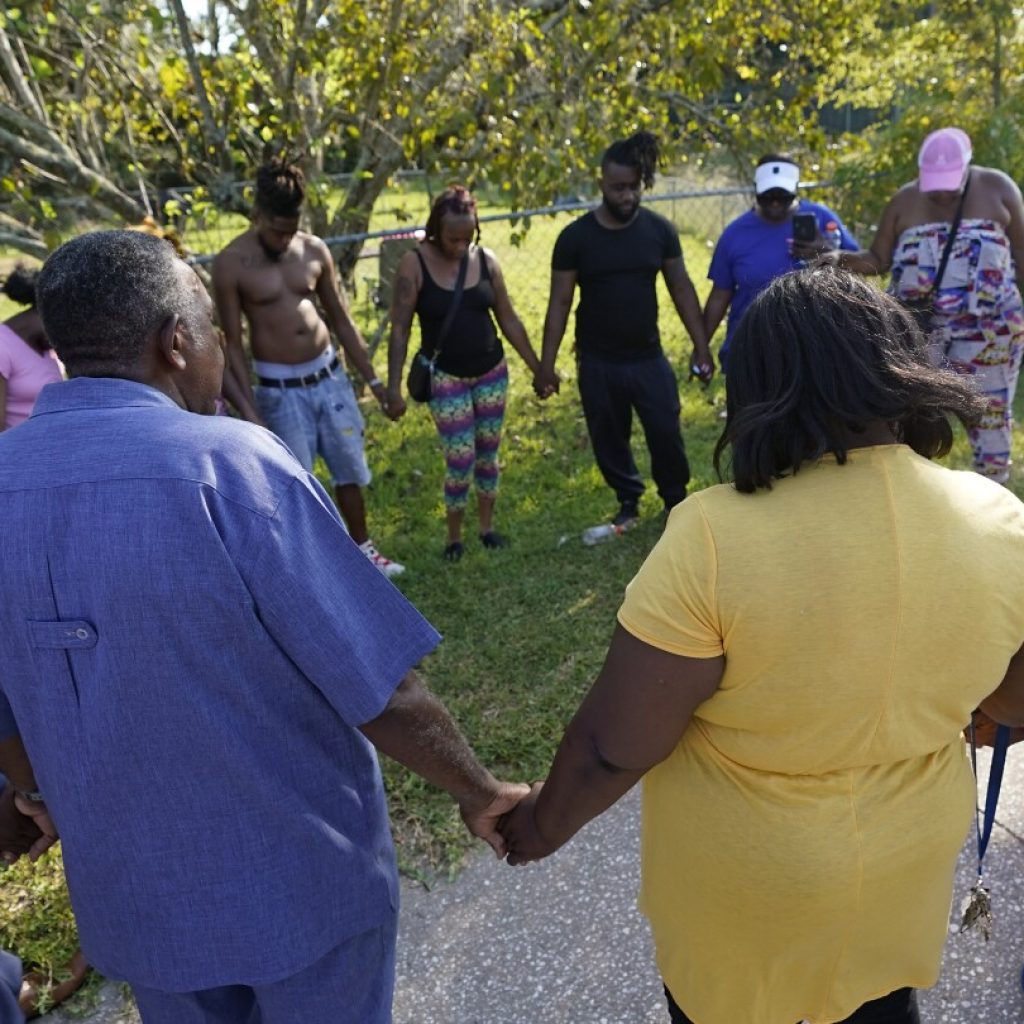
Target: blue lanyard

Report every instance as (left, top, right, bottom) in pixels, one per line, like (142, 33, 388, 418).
(970, 719, 1011, 871)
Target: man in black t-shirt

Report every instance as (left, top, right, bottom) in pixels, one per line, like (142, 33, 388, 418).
(536, 132, 713, 526)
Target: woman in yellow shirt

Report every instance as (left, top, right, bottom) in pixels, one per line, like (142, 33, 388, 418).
(501, 267, 1024, 1023)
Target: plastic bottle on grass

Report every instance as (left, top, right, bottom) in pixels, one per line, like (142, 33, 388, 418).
(582, 522, 633, 546)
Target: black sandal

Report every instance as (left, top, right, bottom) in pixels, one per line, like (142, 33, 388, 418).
(443, 541, 464, 562)
(479, 531, 508, 549)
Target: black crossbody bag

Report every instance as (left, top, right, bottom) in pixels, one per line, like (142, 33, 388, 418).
(900, 172, 971, 337)
(406, 251, 469, 403)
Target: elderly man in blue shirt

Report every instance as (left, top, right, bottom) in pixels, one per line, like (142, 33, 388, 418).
(0, 230, 527, 1024)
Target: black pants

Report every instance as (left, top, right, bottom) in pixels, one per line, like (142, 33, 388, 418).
(665, 985, 920, 1024)
(577, 352, 690, 509)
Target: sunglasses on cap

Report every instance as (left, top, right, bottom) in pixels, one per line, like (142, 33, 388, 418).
(756, 189, 796, 206)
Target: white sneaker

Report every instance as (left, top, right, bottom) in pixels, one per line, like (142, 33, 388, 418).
(359, 540, 405, 578)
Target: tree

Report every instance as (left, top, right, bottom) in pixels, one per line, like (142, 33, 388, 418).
(0, 3, 184, 257)
(821, 0, 1024, 231)
(3, 1, 1019, 265)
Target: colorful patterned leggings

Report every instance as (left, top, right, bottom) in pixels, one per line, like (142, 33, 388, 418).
(428, 359, 508, 510)
(932, 308, 1024, 484)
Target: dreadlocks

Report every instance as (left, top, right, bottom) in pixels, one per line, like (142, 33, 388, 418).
(255, 161, 305, 219)
(601, 131, 660, 190)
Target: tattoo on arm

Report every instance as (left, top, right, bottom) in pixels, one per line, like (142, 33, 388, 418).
(395, 273, 416, 309)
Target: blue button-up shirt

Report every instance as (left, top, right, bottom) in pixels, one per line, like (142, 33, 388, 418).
(0, 378, 440, 990)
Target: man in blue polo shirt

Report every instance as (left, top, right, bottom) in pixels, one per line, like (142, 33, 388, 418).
(0, 230, 526, 1024)
(704, 154, 858, 372)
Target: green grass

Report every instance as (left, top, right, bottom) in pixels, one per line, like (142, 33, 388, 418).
(316, 207, 1024, 877)
(2, 193, 1023, 998)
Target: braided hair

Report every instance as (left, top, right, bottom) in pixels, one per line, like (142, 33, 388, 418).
(255, 161, 305, 219)
(424, 185, 481, 245)
(601, 131, 660, 190)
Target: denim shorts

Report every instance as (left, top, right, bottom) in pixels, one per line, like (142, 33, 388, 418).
(255, 370, 371, 487)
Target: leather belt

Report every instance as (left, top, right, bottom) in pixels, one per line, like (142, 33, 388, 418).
(256, 357, 340, 389)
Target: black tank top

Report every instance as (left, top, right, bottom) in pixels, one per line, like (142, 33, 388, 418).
(414, 248, 503, 378)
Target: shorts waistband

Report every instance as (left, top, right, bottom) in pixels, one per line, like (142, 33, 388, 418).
(254, 348, 339, 389)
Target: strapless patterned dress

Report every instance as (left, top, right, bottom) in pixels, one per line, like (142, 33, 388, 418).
(891, 219, 1024, 482)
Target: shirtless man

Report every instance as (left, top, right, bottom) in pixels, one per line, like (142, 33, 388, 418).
(213, 161, 403, 576)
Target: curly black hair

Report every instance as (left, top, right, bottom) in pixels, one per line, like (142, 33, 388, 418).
(3, 264, 40, 308)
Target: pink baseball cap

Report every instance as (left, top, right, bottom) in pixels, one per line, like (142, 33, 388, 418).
(918, 128, 972, 192)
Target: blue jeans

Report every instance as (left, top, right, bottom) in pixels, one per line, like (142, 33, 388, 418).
(131, 911, 398, 1024)
(255, 370, 371, 488)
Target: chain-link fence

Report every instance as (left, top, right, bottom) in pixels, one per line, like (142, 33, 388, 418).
(177, 178, 846, 354)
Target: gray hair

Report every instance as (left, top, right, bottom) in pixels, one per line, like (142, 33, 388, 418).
(37, 230, 201, 377)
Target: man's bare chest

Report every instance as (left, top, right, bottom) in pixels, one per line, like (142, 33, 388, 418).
(239, 255, 322, 308)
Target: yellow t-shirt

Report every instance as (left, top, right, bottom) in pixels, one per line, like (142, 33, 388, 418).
(618, 445, 1024, 1024)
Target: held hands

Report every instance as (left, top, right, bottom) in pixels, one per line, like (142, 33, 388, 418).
(459, 780, 531, 859)
(689, 347, 715, 386)
(369, 381, 391, 416)
(532, 368, 560, 401)
(498, 782, 561, 866)
(384, 387, 407, 422)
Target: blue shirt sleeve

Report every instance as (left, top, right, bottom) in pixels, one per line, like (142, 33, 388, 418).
(707, 234, 736, 291)
(240, 473, 441, 727)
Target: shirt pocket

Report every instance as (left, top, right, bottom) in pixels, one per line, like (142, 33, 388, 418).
(27, 619, 98, 707)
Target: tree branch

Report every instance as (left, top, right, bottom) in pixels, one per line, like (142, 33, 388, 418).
(169, 0, 230, 170)
(0, 25, 47, 123)
(0, 229, 49, 259)
(0, 124, 142, 221)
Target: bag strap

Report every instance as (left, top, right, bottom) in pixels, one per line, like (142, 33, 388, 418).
(930, 171, 971, 295)
(430, 251, 470, 365)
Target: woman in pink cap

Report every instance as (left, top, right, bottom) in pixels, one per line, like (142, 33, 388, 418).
(831, 127, 1024, 484)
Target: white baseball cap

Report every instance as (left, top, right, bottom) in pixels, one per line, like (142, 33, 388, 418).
(754, 161, 800, 196)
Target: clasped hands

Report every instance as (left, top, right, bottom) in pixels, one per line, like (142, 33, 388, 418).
(531, 369, 560, 400)
(460, 780, 558, 866)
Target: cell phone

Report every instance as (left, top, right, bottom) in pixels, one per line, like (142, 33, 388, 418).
(792, 212, 818, 243)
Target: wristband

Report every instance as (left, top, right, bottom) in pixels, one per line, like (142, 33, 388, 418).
(367, 377, 383, 389)
(15, 789, 45, 804)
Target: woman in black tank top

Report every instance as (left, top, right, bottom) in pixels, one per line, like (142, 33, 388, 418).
(386, 186, 542, 562)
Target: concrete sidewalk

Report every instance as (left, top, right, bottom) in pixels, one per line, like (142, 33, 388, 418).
(393, 746, 1024, 1023)
(56, 747, 1024, 1023)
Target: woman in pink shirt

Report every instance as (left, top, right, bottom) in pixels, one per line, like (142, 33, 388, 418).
(1, 266, 63, 430)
